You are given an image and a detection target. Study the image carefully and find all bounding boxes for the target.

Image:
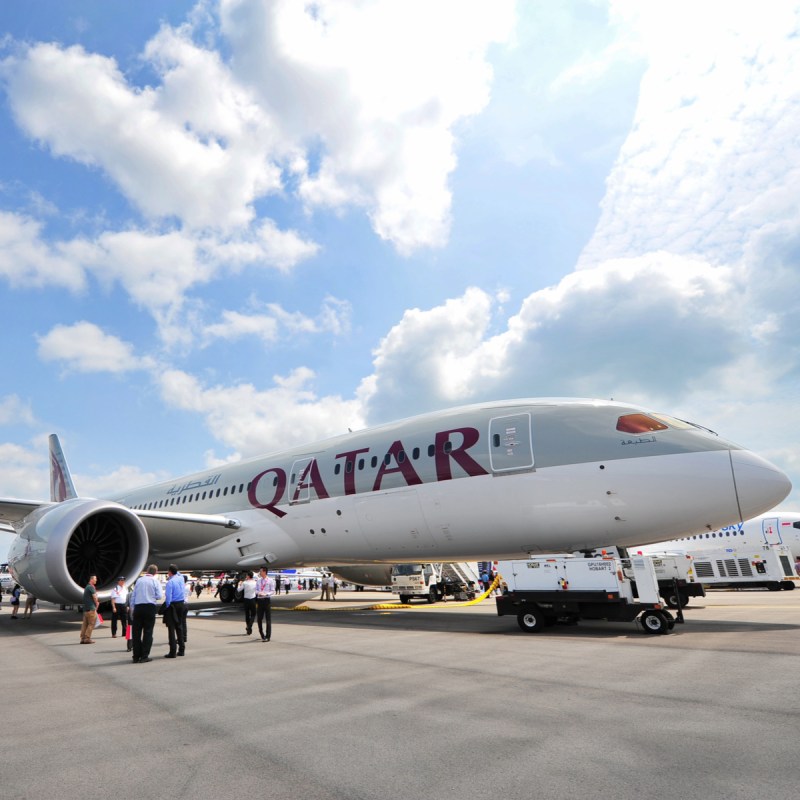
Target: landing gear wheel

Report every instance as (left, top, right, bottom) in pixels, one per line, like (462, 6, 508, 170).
(218, 584, 235, 604)
(517, 607, 545, 633)
(640, 610, 670, 635)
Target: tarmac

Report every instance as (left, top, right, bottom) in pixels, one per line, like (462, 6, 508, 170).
(2, 587, 799, 800)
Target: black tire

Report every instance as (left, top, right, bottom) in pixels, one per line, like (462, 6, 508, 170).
(427, 588, 438, 604)
(663, 591, 690, 609)
(516, 606, 545, 633)
(781, 581, 796, 591)
(640, 610, 669, 635)
(768, 583, 782, 592)
(399, 595, 411, 604)
(218, 584, 235, 604)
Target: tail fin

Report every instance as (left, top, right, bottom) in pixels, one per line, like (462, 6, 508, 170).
(49, 434, 78, 502)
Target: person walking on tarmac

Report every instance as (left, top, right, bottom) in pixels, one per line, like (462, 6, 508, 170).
(255, 567, 276, 642)
(110, 576, 128, 639)
(241, 570, 257, 635)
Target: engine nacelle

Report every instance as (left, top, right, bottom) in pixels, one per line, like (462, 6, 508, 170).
(8, 498, 149, 605)
(327, 564, 393, 587)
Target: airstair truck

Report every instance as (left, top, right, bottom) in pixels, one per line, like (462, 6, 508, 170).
(495, 554, 676, 634)
(391, 563, 478, 603)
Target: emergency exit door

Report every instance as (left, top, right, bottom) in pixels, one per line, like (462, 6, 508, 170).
(489, 413, 534, 473)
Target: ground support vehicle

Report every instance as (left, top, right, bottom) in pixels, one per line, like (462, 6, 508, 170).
(495, 555, 676, 634)
(688, 544, 797, 591)
(623, 554, 705, 609)
(391, 562, 480, 604)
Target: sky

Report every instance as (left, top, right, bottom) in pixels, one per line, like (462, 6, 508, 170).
(1, 0, 799, 560)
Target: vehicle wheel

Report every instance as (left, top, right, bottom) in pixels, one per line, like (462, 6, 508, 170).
(427, 588, 437, 603)
(218, 584, 235, 604)
(640, 610, 669, 635)
(663, 591, 690, 609)
(781, 581, 796, 591)
(399, 595, 411, 604)
(516, 607, 545, 633)
(768, 583, 782, 592)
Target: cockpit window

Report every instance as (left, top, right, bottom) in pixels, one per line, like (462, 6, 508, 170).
(616, 414, 669, 434)
(652, 413, 718, 435)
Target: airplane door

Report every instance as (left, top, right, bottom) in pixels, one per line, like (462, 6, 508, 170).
(761, 517, 782, 545)
(289, 458, 314, 504)
(489, 413, 534, 473)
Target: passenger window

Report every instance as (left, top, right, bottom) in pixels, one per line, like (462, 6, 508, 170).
(371, 456, 378, 468)
(223, 487, 228, 496)
(346, 461, 353, 473)
(358, 458, 365, 470)
(335, 464, 341, 475)
(412, 447, 419, 460)
(398, 451, 406, 463)
(427, 444, 435, 457)
(443, 441, 452, 454)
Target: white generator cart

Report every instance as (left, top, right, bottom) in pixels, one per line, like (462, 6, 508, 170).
(690, 544, 797, 591)
(495, 555, 676, 635)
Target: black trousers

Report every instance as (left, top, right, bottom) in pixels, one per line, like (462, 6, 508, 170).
(256, 597, 272, 640)
(166, 601, 186, 654)
(243, 598, 256, 632)
(132, 603, 157, 661)
(111, 606, 127, 637)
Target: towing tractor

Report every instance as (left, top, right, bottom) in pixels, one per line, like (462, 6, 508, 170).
(496, 554, 677, 634)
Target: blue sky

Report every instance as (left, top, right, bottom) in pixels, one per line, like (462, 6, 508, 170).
(1, 0, 799, 559)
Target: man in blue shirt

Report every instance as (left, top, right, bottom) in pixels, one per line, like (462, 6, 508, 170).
(130, 564, 164, 663)
(164, 564, 187, 659)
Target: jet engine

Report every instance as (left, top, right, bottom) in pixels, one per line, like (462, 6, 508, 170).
(327, 564, 393, 587)
(8, 498, 149, 605)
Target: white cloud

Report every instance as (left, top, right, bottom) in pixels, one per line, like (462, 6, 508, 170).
(158, 366, 364, 458)
(3, 1, 514, 255)
(36, 322, 154, 374)
(2, 38, 280, 231)
(578, 1, 800, 270)
(202, 295, 351, 345)
(0, 212, 86, 290)
(0, 395, 36, 427)
(0, 442, 47, 499)
(220, 0, 516, 253)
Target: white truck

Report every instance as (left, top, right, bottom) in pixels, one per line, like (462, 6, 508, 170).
(391, 563, 478, 604)
(495, 554, 676, 634)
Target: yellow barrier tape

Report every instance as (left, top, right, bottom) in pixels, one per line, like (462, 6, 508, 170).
(286, 574, 504, 613)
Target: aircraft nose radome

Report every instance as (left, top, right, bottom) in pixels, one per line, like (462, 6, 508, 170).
(730, 450, 792, 520)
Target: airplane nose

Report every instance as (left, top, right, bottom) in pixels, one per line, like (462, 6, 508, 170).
(730, 450, 792, 520)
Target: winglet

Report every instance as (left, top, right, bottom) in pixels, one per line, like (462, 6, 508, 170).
(49, 434, 78, 502)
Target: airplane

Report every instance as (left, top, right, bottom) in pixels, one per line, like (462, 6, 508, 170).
(632, 511, 800, 560)
(0, 398, 791, 606)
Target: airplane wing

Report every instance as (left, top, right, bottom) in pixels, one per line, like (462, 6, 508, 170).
(0, 498, 47, 525)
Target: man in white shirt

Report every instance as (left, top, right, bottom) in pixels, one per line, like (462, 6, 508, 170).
(130, 564, 164, 664)
(110, 576, 128, 640)
(240, 571, 257, 635)
(255, 567, 276, 642)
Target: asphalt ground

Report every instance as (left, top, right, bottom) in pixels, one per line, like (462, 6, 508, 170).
(2, 587, 799, 800)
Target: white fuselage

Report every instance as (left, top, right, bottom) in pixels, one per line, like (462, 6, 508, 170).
(6, 398, 792, 605)
(633, 512, 800, 560)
